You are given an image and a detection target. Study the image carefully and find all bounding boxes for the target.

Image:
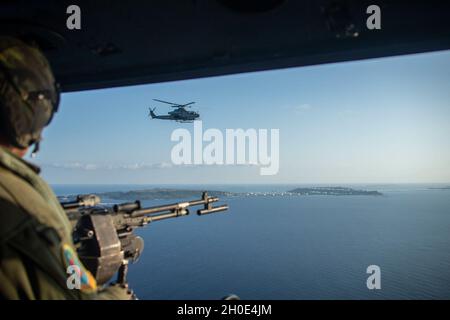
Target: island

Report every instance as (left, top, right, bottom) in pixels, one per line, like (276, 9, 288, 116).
(428, 186, 450, 190)
(287, 187, 382, 196)
(59, 186, 383, 202)
(96, 188, 235, 200)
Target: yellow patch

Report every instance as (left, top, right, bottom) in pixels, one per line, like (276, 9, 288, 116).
(62, 243, 97, 292)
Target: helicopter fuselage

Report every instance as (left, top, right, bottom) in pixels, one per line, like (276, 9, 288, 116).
(150, 107, 199, 122)
(149, 99, 200, 122)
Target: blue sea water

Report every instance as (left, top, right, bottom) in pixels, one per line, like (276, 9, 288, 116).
(53, 184, 450, 299)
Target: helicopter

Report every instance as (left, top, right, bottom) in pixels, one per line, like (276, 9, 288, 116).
(149, 99, 200, 123)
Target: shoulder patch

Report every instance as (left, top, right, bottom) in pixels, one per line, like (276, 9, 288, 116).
(62, 243, 97, 292)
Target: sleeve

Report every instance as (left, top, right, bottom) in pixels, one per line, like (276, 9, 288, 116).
(0, 214, 133, 300)
(0, 241, 134, 300)
(0, 238, 69, 299)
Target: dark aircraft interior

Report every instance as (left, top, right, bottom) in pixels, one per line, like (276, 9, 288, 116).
(1, 0, 449, 92)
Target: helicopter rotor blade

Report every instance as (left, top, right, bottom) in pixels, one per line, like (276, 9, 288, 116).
(154, 99, 196, 108)
(180, 102, 196, 107)
(153, 99, 180, 106)
(171, 102, 195, 108)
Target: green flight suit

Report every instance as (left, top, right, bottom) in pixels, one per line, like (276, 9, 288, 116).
(0, 146, 131, 299)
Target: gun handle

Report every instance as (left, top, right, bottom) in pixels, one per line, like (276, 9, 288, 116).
(117, 261, 129, 285)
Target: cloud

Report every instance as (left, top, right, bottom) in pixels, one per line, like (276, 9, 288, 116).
(295, 104, 312, 111)
(39, 161, 261, 172)
(282, 103, 313, 114)
(40, 162, 173, 171)
(157, 162, 173, 168)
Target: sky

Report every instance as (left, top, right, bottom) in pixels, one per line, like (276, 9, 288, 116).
(29, 50, 450, 184)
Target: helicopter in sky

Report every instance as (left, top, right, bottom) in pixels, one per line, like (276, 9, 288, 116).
(149, 99, 200, 123)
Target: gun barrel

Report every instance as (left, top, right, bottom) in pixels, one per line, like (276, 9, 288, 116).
(62, 192, 228, 227)
(188, 196, 219, 206)
(129, 194, 220, 218)
(130, 202, 189, 217)
(143, 209, 190, 223)
(197, 204, 228, 215)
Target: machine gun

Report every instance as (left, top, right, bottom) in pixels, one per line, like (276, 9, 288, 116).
(61, 192, 228, 286)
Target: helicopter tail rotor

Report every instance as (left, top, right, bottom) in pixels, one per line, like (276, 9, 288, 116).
(148, 107, 157, 118)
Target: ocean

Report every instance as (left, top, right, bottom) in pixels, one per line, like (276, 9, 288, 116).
(53, 184, 450, 299)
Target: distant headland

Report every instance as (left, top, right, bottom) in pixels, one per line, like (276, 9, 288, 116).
(90, 186, 383, 201)
(428, 186, 450, 190)
(287, 187, 382, 196)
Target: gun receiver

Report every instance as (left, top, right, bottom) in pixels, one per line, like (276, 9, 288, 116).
(61, 192, 228, 285)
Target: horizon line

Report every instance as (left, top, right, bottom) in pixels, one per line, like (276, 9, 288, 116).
(49, 182, 450, 185)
